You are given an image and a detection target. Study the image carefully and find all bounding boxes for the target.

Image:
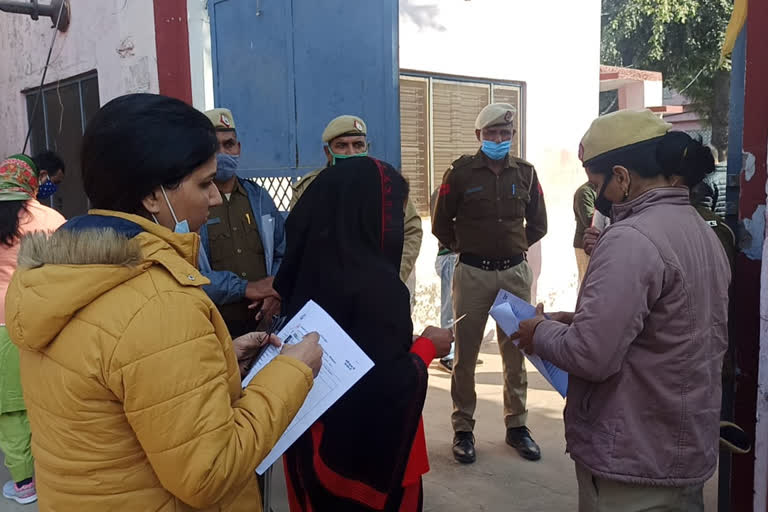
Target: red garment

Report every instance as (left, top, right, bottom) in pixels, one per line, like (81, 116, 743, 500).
(284, 458, 313, 512)
(402, 337, 435, 486)
(285, 422, 420, 511)
(398, 480, 423, 512)
(285, 337, 435, 512)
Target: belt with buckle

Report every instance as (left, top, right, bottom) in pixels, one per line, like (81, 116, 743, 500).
(459, 253, 525, 271)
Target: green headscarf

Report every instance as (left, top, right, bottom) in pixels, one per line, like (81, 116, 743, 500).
(0, 154, 39, 202)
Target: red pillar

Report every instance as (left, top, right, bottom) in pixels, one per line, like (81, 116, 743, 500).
(152, 0, 193, 104)
(731, 0, 768, 510)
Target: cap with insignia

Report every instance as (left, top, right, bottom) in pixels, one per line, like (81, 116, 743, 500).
(579, 110, 671, 166)
(322, 115, 367, 143)
(475, 103, 517, 130)
(204, 108, 236, 131)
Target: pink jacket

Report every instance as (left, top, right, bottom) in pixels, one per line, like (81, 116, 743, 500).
(535, 187, 730, 486)
(0, 200, 65, 325)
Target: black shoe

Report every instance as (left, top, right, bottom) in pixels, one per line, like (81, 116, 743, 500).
(453, 431, 476, 464)
(506, 426, 541, 461)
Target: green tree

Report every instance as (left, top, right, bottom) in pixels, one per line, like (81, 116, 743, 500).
(601, 0, 733, 159)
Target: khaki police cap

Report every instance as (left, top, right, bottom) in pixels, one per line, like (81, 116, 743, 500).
(579, 110, 672, 165)
(204, 108, 236, 131)
(475, 103, 517, 130)
(322, 115, 367, 143)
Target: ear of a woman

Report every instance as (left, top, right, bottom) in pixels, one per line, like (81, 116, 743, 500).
(141, 189, 162, 218)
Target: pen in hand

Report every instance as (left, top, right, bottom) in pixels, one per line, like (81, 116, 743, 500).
(244, 315, 286, 374)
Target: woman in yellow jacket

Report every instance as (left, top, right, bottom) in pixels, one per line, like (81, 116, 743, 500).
(4, 93, 322, 511)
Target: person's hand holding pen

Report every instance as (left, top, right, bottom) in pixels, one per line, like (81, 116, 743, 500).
(418, 315, 463, 358)
(236, 330, 324, 379)
(234, 331, 282, 378)
(420, 327, 453, 358)
(282, 333, 323, 378)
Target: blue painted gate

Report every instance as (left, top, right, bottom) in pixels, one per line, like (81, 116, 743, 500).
(208, 0, 401, 209)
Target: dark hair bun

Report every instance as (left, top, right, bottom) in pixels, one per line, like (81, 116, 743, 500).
(656, 131, 715, 187)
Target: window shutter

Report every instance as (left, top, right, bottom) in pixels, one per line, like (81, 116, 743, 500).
(432, 81, 490, 184)
(399, 77, 431, 215)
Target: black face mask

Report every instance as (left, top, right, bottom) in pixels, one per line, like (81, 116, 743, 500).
(594, 174, 613, 218)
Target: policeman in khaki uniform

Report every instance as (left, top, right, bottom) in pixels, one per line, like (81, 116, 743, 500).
(291, 115, 423, 285)
(433, 103, 547, 464)
(199, 108, 285, 337)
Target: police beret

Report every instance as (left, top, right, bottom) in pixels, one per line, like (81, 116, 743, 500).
(579, 110, 671, 165)
(322, 115, 367, 143)
(204, 108, 236, 131)
(475, 103, 516, 130)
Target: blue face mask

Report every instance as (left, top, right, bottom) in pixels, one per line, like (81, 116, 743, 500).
(155, 186, 191, 233)
(172, 219, 190, 234)
(37, 179, 58, 200)
(481, 140, 511, 161)
(215, 153, 240, 182)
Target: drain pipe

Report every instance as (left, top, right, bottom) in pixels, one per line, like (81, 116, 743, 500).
(0, 0, 70, 31)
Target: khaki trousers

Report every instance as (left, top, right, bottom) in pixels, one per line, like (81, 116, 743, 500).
(576, 463, 704, 512)
(575, 248, 590, 285)
(451, 261, 533, 432)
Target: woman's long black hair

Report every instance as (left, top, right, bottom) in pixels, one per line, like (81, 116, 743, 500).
(0, 201, 29, 248)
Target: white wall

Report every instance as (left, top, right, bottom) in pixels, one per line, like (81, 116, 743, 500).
(0, 0, 159, 158)
(644, 80, 663, 108)
(187, 0, 214, 111)
(619, 80, 663, 110)
(400, 0, 602, 309)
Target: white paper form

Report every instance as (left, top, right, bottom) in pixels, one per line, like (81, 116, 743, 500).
(241, 300, 374, 475)
(490, 290, 568, 398)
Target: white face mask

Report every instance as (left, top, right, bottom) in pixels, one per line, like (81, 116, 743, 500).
(152, 186, 190, 233)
